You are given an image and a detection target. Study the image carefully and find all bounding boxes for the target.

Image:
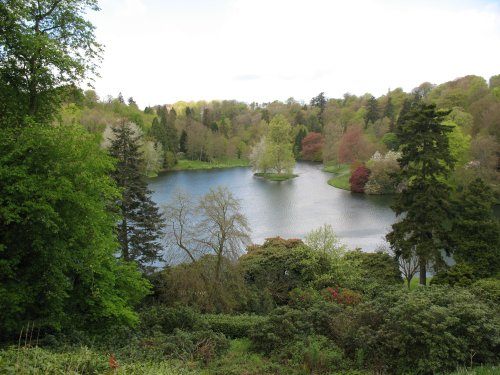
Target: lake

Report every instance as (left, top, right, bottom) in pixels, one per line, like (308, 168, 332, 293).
(148, 162, 397, 252)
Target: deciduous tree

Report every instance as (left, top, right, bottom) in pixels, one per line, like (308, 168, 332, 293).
(301, 132, 325, 161)
(0, 124, 149, 337)
(0, 0, 103, 125)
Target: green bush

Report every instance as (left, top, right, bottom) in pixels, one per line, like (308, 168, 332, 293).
(288, 287, 322, 308)
(250, 303, 345, 354)
(432, 263, 477, 287)
(139, 305, 204, 335)
(471, 278, 500, 305)
(279, 335, 347, 374)
(352, 286, 500, 374)
(202, 314, 267, 338)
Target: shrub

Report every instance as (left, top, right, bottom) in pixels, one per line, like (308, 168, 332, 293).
(139, 305, 203, 335)
(471, 278, 500, 305)
(349, 165, 370, 193)
(202, 314, 267, 338)
(431, 263, 477, 287)
(352, 286, 500, 374)
(279, 335, 347, 374)
(321, 287, 362, 306)
(288, 287, 322, 308)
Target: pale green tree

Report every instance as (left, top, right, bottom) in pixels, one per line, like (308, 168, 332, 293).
(263, 114, 295, 174)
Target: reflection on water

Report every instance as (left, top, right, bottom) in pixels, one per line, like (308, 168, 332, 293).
(148, 162, 397, 252)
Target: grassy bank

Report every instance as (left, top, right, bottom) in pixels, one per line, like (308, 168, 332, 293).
(323, 164, 351, 190)
(172, 159, 249, 171)
(254, 172, 298, 181)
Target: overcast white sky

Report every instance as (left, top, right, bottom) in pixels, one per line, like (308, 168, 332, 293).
(87, 0, 500, 108)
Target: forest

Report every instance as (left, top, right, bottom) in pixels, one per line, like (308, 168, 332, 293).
(0, 0, 499, 374)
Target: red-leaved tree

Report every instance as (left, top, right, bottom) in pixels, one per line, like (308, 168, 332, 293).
(301, 132, 325, 161)
(350, 165, 371, 193)
(338, 125, 373, 164)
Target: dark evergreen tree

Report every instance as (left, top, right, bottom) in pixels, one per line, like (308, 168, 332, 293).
(293, 126, 308, 158)
(310, 92, 327, 125)
(150, 116, 165, 147)
(396, 98, 413, 130)
(386, 102, 454, 285)
(179, 129, 188, 153)
(451, 178, 500, 278)
(364, 95, 380, 128)
(383, 96, 396, 131)
(109, 121, 164, 270)
(202, 107, 211, 127)
(164, 108, 178, 154)
(117, 92, 125, 104)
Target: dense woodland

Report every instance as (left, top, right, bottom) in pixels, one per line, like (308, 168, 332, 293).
(1, 1, 499, 374)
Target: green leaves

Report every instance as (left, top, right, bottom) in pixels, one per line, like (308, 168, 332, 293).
(0, 124, 149, 337)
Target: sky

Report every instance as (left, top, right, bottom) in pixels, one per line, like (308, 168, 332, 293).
(87, 0, 500, 108)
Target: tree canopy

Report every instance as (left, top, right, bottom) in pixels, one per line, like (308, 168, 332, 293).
(0, 0, 102, 125)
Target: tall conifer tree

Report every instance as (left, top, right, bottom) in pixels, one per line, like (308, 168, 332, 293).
(386, 102, 454, 285)
(109, 121, 164, 270)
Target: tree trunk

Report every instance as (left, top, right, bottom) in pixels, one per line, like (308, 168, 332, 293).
(419, 258, 426, 286)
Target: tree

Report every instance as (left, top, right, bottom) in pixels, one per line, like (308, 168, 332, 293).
(140, 140, 164, 177)
(337, 125, 373, 164)
(305, 224, 347, 258)
(451, 178, 500, 278)
(301, 132, 325, 161)
(364, 95, 379, 128)
(0, 124, 149, 337)
(293, 126, 307, 158)
(108, 121, 164, 269)
(0, 0, 103, 126)
(163, 187, 251, 283)
(179, 129, 188, 153)
(250, 115, 295, 175)
(386, 102, 455, 285)
(349, 165, 371, 193)
(383, 96, 395, 130)
(310, 92, 327, 125)
(364, 151, 401, 194)
(239, 238, 331, 305)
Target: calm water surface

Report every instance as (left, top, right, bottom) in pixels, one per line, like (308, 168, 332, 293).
(148, 162, 396, 252)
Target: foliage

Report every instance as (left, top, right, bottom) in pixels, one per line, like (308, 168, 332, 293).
(0, 0, 102, 125)
(387, 102, 455, 285)
(108, 121, 164, 269)
(172, 158, 249, 170)
(337, 125, 373, 164)
(364, 151, 400, 194)
(470, 278, 500, 305)
(300, 132, 325, 161)
(352, 286, 500, 374)
(150, 256, 249, 313)
(139, 305, 203, 335)
(240, 238, 332, 305)
(202, 314, 267, 339)
(320, 287, 362, 305)
(250, 115, 295, 175)
(343, 250, 402, 290)
(432, 263, 477, 287)
(0, 124, 150, 338)
(451, 178, 500, 278)
(305, 224, 347, 258)
(349, 165, 371, 193)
